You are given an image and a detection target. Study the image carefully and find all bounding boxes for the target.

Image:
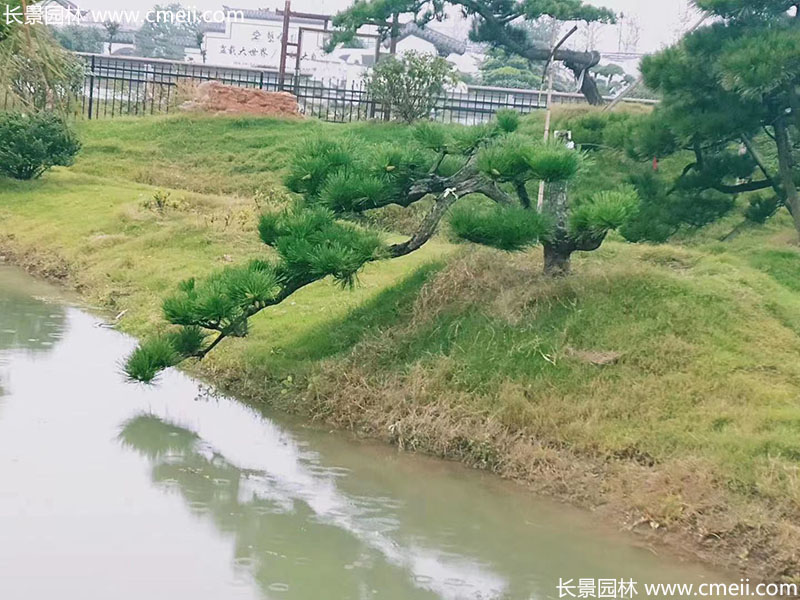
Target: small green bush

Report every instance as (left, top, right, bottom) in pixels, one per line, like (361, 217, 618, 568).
(365, 51, 457, 123)
(0, 112, 81, 180)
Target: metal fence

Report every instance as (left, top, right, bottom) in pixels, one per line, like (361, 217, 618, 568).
(1, 53, 655, 124)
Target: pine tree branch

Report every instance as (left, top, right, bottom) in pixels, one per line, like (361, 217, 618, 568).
(712, 180, 776, 194)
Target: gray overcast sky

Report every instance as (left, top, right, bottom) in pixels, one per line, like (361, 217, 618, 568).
(73, 0, 698, 54)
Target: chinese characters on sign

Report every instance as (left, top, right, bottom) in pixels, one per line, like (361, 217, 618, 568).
(214, 28, 302, 65)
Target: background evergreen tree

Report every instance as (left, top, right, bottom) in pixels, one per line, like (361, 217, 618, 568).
(103, 21, 121, 54)
(628, 0, 800, 236)
(51, 25, 104, 54)
(134, 3, 194, 60)
(124, 112, 637, 382)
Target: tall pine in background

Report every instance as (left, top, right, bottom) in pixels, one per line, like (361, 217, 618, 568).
(639, 0, 800, 235)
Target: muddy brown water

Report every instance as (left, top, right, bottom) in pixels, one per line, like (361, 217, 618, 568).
(0, 266, 731, 599)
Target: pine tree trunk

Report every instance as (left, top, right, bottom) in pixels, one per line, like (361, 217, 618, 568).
(543, 243, 572, 276)
(566, 63, 605, 106)
(541, 181, 575, 276)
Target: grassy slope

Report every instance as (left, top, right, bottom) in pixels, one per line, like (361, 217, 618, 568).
(1, 113, 799, 579)
(0, 115, 450, 378)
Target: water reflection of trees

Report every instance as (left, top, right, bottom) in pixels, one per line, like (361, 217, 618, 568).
(0, 292, 66, 354)
(118, 414, 506, 600)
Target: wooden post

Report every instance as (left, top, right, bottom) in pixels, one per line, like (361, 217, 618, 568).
(536, 67, 555, 210)
(278, 0, 292, 90)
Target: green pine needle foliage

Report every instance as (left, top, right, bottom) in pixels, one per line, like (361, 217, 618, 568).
(413, 122, 449, 152)
(285, 137, 357, 197)
(570, 188, 640, 239)
(167, 326, 207, 357)
(366, 144, 432, 201)
(124, 336, 181, 383)
(320, 171, 388, 212)
(450, 123, 496, 155)
(494, 109, 520, 134)
(450, 203, 550, 251)
(525, 144, 584, 183)
(260, 207, 385, 287)
(162, 261, 280, 334)
(745, 194, 781, 224)
(477, 135, 537, 182)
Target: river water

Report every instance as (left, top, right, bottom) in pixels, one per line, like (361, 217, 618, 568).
(0, 266, 729, 600)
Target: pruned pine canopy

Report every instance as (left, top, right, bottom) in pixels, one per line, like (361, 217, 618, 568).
(125, 111, 637, 382)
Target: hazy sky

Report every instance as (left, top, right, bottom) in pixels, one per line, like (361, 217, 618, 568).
(72, 0, 700, 54)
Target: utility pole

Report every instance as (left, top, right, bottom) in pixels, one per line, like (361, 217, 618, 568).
(278, 0, 293, 90)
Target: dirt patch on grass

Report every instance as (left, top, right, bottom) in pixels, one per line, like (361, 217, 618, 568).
(0, 234, 72, 282)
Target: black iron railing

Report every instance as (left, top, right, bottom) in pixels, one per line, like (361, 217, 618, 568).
(1, 53, 656, 123)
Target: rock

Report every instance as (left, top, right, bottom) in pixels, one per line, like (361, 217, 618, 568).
(179, 81, 302, 118)
(565, 347, 624, 366)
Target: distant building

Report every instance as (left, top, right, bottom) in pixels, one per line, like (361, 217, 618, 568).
(199, 7, 470, 82)
(39, 1, 478, 83)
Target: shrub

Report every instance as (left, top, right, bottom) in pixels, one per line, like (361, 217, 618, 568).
(745, 194, 781, 224)
(365, 51, 457, 123)
(0, 112, 81, 180)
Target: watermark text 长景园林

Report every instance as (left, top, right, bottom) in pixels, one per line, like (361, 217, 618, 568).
(557, 579, 799, 599)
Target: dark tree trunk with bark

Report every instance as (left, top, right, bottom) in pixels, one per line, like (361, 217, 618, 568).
(541, 181, 574, 275)
(469, 8, 606, 106)
(774, 116, 800, 236)
(565, 59, 604, 106)
(543, 243, 573, 276)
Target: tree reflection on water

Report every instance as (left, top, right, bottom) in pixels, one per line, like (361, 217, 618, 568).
(118, 413, 508, 600)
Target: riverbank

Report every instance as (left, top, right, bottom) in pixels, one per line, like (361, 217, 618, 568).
(0, 265, 737, 599)
(2, 114, 799, 583)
